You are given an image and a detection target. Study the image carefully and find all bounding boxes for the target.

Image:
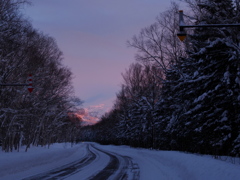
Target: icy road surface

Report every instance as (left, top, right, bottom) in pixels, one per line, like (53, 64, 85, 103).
(0, 142, 240, 180)
(22, 143, 139, 180)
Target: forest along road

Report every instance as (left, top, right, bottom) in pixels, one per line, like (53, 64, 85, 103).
(23, 143, 140, 180)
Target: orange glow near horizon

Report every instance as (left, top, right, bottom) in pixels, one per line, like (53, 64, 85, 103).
(75, 104, 106, 126)
(75, 113, 99, 126)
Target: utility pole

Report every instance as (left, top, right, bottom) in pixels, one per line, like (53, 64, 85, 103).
(0, 74, 34, 93)
(177, 10, 240, 41)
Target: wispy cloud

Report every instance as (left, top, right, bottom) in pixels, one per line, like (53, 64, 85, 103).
(76, 104, 108, 125)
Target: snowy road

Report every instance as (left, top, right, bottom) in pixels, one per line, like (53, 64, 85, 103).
(0, 142, 240, 180)
(22, 143, 139, 180)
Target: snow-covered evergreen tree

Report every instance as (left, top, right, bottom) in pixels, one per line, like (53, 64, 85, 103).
(164, 0, 240, 155)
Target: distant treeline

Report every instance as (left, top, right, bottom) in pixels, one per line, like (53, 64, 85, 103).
(79, 0, 240, 157)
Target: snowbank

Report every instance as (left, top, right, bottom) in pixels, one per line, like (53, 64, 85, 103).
(0, 143, 86, 180)
(94, 143, 240, 180)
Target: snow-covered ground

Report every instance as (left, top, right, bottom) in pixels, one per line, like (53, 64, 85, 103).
(0, 142, 239, 180)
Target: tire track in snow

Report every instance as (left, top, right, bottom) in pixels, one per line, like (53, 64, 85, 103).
(89, 144, 140, 180)
(22, 144, 96, 180)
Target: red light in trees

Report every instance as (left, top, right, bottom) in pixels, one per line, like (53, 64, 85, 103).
(28, 74, 34, 93)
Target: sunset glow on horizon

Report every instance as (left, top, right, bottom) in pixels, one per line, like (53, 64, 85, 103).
(75, 104, 109, 125)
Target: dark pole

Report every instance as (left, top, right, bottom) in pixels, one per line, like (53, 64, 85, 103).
(0, 84, 28, 86)
(177, 10, 240, 41)
(181, 24, 240, 28)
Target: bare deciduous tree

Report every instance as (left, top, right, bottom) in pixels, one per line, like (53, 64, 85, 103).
(127, 2, 186, 72)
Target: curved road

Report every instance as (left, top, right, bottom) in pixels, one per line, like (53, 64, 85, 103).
(23, 143, 140, 180)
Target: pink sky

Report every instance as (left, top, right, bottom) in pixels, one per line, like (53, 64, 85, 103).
(23, 0, 185, 115)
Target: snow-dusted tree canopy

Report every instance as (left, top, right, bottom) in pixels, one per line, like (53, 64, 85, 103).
(80, 0, 240, 157)
(0, 0, 83, 152)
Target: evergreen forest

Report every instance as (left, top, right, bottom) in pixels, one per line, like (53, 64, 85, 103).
(80, 0, 240, 157)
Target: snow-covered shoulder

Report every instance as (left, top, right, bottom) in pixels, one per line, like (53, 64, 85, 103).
(94, 143, 240, 180)
(0, 143, 86, 180)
